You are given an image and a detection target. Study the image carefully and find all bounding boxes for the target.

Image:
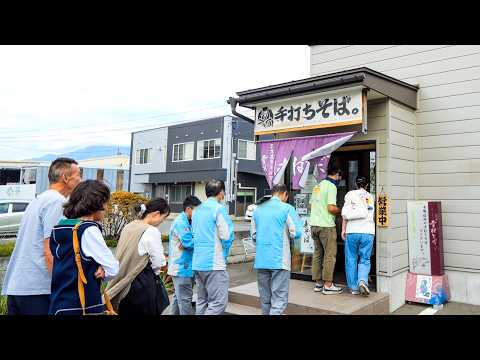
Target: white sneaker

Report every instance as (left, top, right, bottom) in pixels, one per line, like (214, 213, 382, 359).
(359, 281, 370, 296)
(350, 289, 360, 295)
(322, 284, 344, 295)
(313, 283, 324, 292)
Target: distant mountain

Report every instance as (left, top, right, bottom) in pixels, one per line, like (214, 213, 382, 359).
(31, 145, 131, 161)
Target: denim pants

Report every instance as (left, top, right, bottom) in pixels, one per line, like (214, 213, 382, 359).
(170, 276, 195, 315)
(344, 233, 374, 291)
(257, 269, 290, 315)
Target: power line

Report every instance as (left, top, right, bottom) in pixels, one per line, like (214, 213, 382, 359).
(0, 109, 233, 141)
(0, 102, 229, 135)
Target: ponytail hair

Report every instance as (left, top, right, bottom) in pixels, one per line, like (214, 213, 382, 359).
(135, 197, 170, 219)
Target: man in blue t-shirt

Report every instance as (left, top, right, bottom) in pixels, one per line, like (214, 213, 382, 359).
(1, 158, 82, 315)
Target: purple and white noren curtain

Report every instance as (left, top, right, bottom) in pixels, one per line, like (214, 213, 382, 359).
(259, 132, 355, 190)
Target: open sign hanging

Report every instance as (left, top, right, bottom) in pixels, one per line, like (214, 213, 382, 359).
(376, 194, 389, 227)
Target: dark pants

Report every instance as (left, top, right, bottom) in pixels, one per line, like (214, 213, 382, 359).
(7, 295, 50, 315)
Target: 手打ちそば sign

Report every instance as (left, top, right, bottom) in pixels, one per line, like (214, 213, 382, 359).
(254, 88, 364, 135)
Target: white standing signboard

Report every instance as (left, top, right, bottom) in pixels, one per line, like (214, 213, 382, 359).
(407, 201, 431, 275)
(254, 88, 364, 135)
(299, 216, 314, 254)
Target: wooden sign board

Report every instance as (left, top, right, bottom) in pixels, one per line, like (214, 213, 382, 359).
(254, 88, 364, 135)
(376, 194, 389, 227)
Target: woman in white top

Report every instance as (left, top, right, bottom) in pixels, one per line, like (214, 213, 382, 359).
(341, 176, 375, 296)
(105, 197, 170, 315)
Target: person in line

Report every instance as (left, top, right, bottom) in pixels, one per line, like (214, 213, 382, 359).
(341, 176, 375, 296)
(49, 180, 119, 315)
(309, 164, 344, 295)
(105, 197, 171, 315)
(192, 179, 234, 315)
(251, 184, 302, 315)
(2, 157, 82, 315)
(168, 195, 202, 315)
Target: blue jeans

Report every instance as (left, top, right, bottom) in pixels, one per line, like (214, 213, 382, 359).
(345, 233, 374, 291)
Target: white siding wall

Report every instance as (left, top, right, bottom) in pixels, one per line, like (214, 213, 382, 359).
(311, 45, 480, 308)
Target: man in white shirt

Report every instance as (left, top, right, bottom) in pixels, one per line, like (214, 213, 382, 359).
(341, 176, 375, 296)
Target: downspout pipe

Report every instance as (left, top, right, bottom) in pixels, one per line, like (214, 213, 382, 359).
(227, 97, 255, 124)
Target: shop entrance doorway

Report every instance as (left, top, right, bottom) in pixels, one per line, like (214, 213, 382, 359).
(288, 141, 377, 291)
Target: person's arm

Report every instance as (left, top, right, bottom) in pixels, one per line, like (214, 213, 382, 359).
(138, 227, 167, 275)
(81, 226, 119, 281)
(250, 210, 257, 243)
(327, 186, 341, 215)
(177, 224, 194, 250)
(217, 207, 234, 243)
(286, 206, 303, 240)
(41, 199, 65, 273)
(341, 218, 347, 241)
(44, 238, 53, 273)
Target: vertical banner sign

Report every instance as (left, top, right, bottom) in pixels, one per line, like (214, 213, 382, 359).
(407, 201, 444, 276)
(376, 192, 389, 227)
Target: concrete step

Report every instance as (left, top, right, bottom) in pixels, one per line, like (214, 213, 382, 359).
(228, 279, 390, 315)
(225, 302, 262, 315)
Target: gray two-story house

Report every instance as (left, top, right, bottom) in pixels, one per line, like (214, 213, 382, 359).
(129, 115, 269, 214)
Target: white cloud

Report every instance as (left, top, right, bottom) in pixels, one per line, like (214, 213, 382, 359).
(0, 45, 310, 159)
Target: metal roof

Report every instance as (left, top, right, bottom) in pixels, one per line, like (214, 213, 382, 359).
(235, 67, 419, 110)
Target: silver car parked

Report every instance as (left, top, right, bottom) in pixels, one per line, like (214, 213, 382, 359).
(0, 200, 30, 235)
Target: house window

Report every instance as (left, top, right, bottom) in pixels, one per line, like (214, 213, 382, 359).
(136, 148, 152, 164)
(197, 138, 221, 160)
(168, 183, 193, 204)
(238, 139, 256, 160)
(172, 142, 194, 162)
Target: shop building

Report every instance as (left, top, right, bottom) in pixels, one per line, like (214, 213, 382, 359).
(129, 116, 268, 214)
(230, 45, 480, 312)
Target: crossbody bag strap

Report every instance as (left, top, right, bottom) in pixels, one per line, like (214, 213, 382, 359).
(72, 223, 88, 315)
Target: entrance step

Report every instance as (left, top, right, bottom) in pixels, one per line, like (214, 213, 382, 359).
(225, 303, 262, 315)
(228, 279, 390, 315)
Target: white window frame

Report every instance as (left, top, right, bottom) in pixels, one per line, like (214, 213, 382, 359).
(237, 139, 256, 160)
(136, 148, 152, 165)
(197, 138, 222, 160)
(172, 142, 194, 162)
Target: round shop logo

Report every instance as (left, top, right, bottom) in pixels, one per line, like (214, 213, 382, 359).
(257, 107, 274, 128)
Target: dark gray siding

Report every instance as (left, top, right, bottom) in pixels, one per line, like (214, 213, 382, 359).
(149, 169, 226, 183)
(237, 172, 270, 198)
(166, 117, 224, 173)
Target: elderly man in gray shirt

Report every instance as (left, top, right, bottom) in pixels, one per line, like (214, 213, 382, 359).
(1, 157, 82, 315)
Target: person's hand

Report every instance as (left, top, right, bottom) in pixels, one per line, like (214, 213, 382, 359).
(341, 230, 346, 241)
(178, 242, 184, 250)
(95, 266, 105, 279)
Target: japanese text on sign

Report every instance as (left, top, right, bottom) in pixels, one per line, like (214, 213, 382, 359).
(254, 89, 364, 135)
(376, 194, 389, 227)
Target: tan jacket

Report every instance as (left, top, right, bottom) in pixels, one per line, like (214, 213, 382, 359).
(105, 220, 150, 311)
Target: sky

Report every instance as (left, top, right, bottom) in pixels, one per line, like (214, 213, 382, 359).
(0, 45, 310, 160)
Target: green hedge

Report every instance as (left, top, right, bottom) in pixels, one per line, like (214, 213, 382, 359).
(0, 296, 7, 315)
(0, 241, 15, 257)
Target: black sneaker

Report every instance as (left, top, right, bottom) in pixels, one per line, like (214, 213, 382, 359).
(359, 281, 370, 296)
(313, 283, 324, 292)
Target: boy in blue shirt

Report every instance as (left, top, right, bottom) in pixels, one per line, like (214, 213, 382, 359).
(168, 195, 202, 315)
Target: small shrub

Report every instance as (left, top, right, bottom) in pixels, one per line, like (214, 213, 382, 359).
(101, 191, 148, 241)
(0, 241, 15, 257)
(0, 295, 7, 315)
